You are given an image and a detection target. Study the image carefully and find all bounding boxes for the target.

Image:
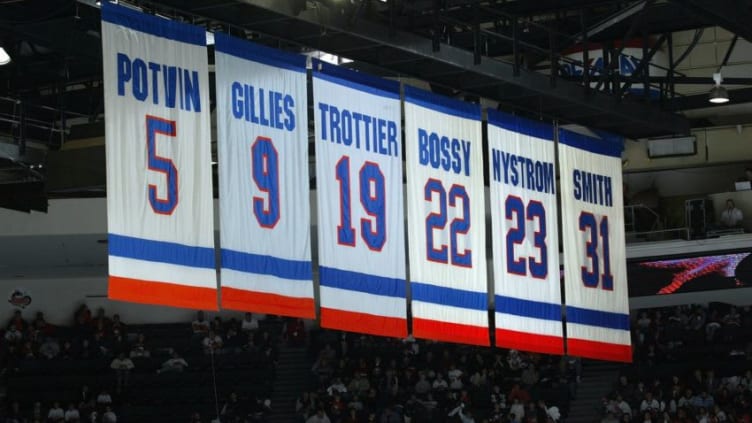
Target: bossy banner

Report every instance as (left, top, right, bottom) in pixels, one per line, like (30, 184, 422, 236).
(102, 3, 216, 309)
(487, 110, 563, 355)
(558, 129, 632, 362)
(313, 61, 407, 338)
(405, 86, 488, 346)
(215, 34, 314, 318)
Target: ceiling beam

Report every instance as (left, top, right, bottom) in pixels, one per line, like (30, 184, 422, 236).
(671, 0, 752, 43)
(197, 0, 689, 138)
(670, 87, 752, 110)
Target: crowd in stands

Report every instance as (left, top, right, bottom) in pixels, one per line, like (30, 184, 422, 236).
(295, 331, 579, 423)
(5, 300, 750, 423)
(0, 306, 282, 422)
(600, 303, 752, 423)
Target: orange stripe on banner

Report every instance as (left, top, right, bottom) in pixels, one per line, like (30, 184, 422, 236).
(221, 287, 315, 319)
(412, 318, 490, 346)
(495, 329, 564, 355)
(567, 338, 633, 363)
(108, 276, 218, 311)
(320, 308, 407, 339)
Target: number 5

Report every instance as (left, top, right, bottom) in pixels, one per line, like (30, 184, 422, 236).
(146, 115, 178, 215)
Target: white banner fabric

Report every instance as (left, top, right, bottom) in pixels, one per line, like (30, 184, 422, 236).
(313, 61, 407, 338)
(404, 86, 488, 346)
(102, 2, 216, 310)
(215, 34, 314, 318)
(558, 129, 632, 362)
(487, 110, 564, 355)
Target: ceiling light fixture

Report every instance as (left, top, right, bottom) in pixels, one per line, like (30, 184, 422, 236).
(0, 46, 11, 66)
(708, 72, 729, 104)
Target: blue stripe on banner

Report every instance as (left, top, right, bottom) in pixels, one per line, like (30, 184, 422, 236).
(315, 72, 398, 100)
(221, 249, 312, 280)
(108, 233, 215, 269)
(101, 2, 205, 46)
(487, 109, 555, 142)
(313, 59, 399, 99)
(215, 33, 306, 73)
(319, 267, 406, 298)
(558, 128, 623, 158)
(495, 295, 562, 322)
(404, 85, 481, 121)
(567, 306, 630, 331)
(411, 282, 487, 311)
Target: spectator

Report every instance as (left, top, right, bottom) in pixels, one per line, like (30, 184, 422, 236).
(601, 411, 620, 423)
(102, 406, 117, 423)
(92, 307, 110, 327)
(327, 378, 348, 396)
(202, 330, 223, 355)
(192, 311, 210, 337)
(5, 400, 23, 422)
(4, 325, 23, 344)
(110, 314, 126, 333)
(157, 351, 189, 374)
(19, 340, 35, 359)
(614, 394, 632, 418)
(39, 337, 60, 359)
(220, 392, 243, 421)
(285, 317, 306, 347)
(7, 310, 28, 332)
(74, 305, 91, 328)
(640, 391, 661, 415)
(306, 408, 331, 423)
(433, 373, 449, 391)
(720, 199, 743, 228)
(520, 364, 540, 387)
(110, 352, 134, 392)
(509, 398, 525, 421)
(60, 340, 76, 359)
(415, 372, 431, 396)
(32, 311, 54, 337)
(223, 326, 244, 353)
(691, 391, 714, 410)
(30, 401, 43, 422)
(448, 404, 476, 423)
(241, 312, 260, 333)
(348, 372, 371, 396)
(129, 334, 150, 359)
(48, 401, 65, 422)
(64, 403, 80, 422)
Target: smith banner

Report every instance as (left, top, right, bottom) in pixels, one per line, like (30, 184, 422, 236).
(313, 61, 407, 338)
(487, 110, 564, 355)
(215, 35, 314, 318)
(102, 3, 216, 309)
(405, 86, 488, 346)
(558, 129, 631, 362)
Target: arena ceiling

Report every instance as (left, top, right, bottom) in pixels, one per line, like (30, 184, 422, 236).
(1, 0, 752, 212)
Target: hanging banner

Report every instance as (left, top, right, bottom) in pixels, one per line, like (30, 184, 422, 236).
(405, 86, 488, 346)
(487, 110, 563, 355)
(558, 128, 632, 362)
(102, 3, 216, 309)
(215, 35, 314, 318)
(313, 61, 407, 338)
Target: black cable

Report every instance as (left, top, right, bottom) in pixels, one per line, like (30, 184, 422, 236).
(671, 28, 703, 70)
(209, 347, 221, 423)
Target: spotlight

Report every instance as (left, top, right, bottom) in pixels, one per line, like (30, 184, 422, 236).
(0, 46, 10, 66)
(708, 72, 729, 104)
